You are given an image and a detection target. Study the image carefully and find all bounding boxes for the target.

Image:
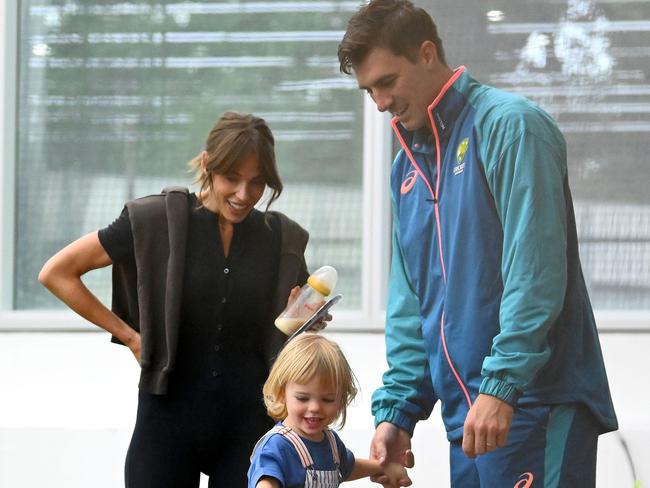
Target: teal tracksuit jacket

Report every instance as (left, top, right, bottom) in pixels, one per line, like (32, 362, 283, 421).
(371, 67, 618, 441)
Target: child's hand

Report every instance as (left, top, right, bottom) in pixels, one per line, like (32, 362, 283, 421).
(382, 461, 411, 487)
(349, 458, 410, 486)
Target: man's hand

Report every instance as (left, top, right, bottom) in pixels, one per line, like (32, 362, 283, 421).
(370, 422, 414, 487)
(462, 393, 513, 458)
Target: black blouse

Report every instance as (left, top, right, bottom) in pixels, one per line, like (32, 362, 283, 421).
(98, 193, 281, 394)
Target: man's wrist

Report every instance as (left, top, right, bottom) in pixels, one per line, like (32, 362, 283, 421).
(374, 409, 416, 437)
(479, 377, 521, 407)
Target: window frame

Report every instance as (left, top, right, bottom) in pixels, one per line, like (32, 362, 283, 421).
(0, 0, 394, 329)
(1, 0, 17, 318)
(1, 0, 649, 332)
(0, 100, 393, 331)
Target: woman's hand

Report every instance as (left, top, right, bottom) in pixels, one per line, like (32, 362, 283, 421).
(284, 286, 332, 332)
(286, 286, 302, 308)
(124, 331, 142, 365)
(307, 308, 332, 333)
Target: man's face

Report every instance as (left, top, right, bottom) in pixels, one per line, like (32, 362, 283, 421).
(354, 46, 438, 131)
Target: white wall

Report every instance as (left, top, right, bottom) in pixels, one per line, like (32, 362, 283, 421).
(1, 330, 647, 487)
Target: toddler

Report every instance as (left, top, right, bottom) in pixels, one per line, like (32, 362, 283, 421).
(248, 333, 410, 487)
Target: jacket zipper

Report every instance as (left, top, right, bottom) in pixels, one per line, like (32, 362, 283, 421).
(390, 66, 473, 408)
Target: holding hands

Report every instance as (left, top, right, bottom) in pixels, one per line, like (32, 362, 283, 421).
(369, 422, 414, 487)
(380, 461, 411, 487)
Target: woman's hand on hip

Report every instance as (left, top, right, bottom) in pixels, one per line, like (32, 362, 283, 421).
(124, 331, 142, 365)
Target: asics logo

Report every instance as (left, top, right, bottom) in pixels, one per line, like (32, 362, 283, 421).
(513, 472, 534, 488)
(400, 170, 418, 194)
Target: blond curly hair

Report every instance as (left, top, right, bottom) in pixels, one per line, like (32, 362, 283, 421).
(263, 334, 358, 429)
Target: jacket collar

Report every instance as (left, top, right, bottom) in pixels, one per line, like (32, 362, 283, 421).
(392, 66, 469, 153)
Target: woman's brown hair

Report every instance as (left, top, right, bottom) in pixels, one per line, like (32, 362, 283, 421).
(189, 112, 282, 212)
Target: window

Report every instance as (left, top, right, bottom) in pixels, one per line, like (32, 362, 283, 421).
(422, 0, 650, 315)
(7, 0, 391, 327)
(3, 0, 649, 331)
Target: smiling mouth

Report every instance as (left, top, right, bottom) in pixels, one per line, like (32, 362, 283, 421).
(228, 200, 248, 211)
(304, 417, 323, 427)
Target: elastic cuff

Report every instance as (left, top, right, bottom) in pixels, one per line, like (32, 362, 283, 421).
(479, 377, 522, 407)
(373, 408, 417, 437)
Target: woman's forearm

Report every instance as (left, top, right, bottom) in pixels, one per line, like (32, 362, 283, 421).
(43, 271, 137, 344)
(39, 232, 139, 347)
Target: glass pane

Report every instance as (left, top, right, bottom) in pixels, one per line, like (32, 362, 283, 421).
(421, 0, 650, 310)
(16, 1, 364, 309)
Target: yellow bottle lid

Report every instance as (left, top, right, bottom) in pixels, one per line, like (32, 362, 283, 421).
(307, 265, 337, 296)
(308, 275, 332, 296)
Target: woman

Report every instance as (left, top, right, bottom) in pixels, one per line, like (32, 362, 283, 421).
(39, 112, 310, 487)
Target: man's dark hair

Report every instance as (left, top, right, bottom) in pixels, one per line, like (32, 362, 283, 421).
(338, 0, 446, 74)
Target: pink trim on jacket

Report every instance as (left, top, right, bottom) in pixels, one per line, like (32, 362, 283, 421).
(391, 66, 473, 408)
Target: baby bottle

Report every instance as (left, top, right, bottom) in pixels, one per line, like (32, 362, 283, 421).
(274, 265, 338, 336)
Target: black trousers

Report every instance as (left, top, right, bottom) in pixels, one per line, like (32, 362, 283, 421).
(125, 387, 273, 488)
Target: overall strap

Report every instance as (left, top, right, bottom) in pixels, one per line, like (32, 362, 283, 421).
(323, 430, 340, 467)
(277, 426, 315, 468)
(276, 426, 341, 470)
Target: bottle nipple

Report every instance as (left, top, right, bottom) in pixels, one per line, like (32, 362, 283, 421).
(274, 265, 338, 335)
(306, 265, 337, 296)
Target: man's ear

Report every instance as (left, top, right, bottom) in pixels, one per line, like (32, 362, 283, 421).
(419, 40, 439, 65)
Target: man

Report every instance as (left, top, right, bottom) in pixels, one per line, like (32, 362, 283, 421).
(338, 1, 618, 486)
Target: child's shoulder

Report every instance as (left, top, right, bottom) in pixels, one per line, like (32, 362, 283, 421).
(252, 426, 300, 458)
(260, 431, 290, 449)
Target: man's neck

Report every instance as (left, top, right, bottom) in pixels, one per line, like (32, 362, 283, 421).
(430, 64, 456, 106)
(424, 64, 457, 133)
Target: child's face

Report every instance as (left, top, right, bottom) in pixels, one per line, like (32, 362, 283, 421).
(283, 377, 340, 441)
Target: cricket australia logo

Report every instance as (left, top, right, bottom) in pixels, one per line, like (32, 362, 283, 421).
(454, 138, 469, 176)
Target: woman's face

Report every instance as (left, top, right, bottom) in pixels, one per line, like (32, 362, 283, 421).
(207, 151, 266, 224)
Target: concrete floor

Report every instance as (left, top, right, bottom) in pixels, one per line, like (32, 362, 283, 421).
(1, 331, 647, 487)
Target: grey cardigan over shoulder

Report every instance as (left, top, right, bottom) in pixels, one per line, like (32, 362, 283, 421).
(109, 187, 309, 395)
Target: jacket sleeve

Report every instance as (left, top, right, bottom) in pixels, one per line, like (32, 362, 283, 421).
(371, 212, 436, 436)
(479, 120, 568, 405)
